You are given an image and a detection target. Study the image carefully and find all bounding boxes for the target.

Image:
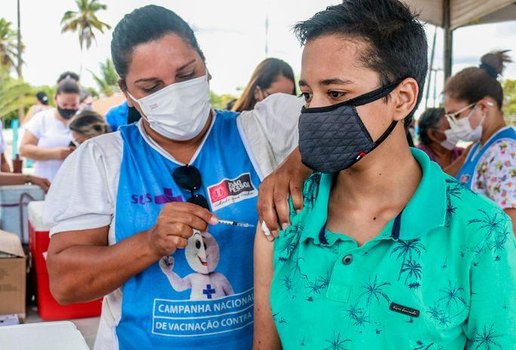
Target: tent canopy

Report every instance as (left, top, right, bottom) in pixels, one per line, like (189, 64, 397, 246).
(403, 0, 516, 81)
(404, 0, 516, 30)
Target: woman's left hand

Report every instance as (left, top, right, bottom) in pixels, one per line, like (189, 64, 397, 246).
(29, 175, 51, 193)
(257, 148, 311, 240)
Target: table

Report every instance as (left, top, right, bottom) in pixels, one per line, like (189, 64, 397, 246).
(0, 321, 89, 349)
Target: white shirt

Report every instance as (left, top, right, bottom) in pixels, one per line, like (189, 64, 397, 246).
(23, 108, 72, 181)
(43, 94, 304, 350)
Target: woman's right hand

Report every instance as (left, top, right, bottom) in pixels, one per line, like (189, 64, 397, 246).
(54, 146, 76, 160)
(146, 202, 218, 257)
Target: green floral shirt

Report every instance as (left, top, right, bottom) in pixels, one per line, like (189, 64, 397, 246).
(271, 149, 516, 350)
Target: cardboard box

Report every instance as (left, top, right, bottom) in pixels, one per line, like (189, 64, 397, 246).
(0, 185, 45, 244)
(0, 230, 26, 321)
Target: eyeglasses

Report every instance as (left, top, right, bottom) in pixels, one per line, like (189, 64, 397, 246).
(444, 102, 477, 122)
(172, 165, 210, 210)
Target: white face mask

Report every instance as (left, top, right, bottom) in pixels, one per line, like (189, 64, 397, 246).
(128, 73, 211, 141)
(440, 129, 460, 151)
(446, 107, 483, 142)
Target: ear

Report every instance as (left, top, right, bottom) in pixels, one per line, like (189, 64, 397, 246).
(478, 97, 496, 113)
(392, 78, 419, 122)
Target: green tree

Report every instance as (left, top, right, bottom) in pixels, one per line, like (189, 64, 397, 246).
(0, 18, 19, 70)
(61, 0, 111, 50)
(209, 91, 238, 110)
(0, 67, 33, 119)
(90, 58, 119, 97)
(502, 79, 516, 125)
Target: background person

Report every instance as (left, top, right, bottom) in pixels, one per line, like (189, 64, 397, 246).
(79, 89, 94, 111)
(444, 50, 516, 231)
(69, 110, 110, 144)
(57, 71, 80, 84)
(232, 57, 296, 112)
(22, 91, 52, 126)
(417, 107, 464, 169)
(19, 78, 78, 181)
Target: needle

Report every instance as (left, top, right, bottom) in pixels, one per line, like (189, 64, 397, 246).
(217, 219, 255, 228)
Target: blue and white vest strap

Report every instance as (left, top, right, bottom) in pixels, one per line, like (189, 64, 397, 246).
(456, 127, 516, 188)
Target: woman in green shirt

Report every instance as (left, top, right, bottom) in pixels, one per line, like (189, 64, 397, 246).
(254, 1, 516, 349)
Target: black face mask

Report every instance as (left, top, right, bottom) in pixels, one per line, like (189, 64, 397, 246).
(298, 81, 402, 173)
(57, 107, 78, 120)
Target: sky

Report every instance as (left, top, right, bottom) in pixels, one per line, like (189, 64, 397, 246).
(2, 0, 516, 106)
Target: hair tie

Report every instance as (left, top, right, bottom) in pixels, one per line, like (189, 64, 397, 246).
(479, 63, 498, 79)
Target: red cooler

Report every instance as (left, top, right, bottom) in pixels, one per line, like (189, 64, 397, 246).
(28, 201, 102, 320)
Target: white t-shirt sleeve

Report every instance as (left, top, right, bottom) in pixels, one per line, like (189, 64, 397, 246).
(237, 93, 303, 179)
(44, 133, 123, 235)
(23, 110, 45, 138)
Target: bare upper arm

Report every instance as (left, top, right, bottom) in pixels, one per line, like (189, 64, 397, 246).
(20, 130, 38, 147)
(503, 208, 516, 235)
(48, 226, 110, 256)
(253, 225, 281, 350)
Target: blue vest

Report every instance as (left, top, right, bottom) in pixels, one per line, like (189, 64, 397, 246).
(114, 111, 260, 349)
(456, 127, 516, 188)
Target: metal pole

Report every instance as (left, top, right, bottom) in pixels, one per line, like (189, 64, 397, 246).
(425, 26, 438, 109)
(16, 0, 22, 79)
(16, 0, 24, 128)
(433, 68, 438, 107)
(265, 15, 269, 56)
(443, 0, 453, 82)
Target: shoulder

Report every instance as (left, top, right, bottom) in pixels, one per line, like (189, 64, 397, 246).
(81, 131, 123, 160)
(47, 133, 123, 202)
(445, 174, 503, 217)
(23, 109, 53, 134)
(476, 138, 516, 177)
(27, 108, 53, 125)
(482, 138, 516, 160)
(444, 175, 511, 253)
(106, 102, 128, 118)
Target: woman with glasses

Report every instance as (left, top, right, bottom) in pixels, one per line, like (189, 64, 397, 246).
(232, 57, 296, 113)
(444, 50, 516, 232)
(43, 5, 303, 350)
(416, 108, 465, 169)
